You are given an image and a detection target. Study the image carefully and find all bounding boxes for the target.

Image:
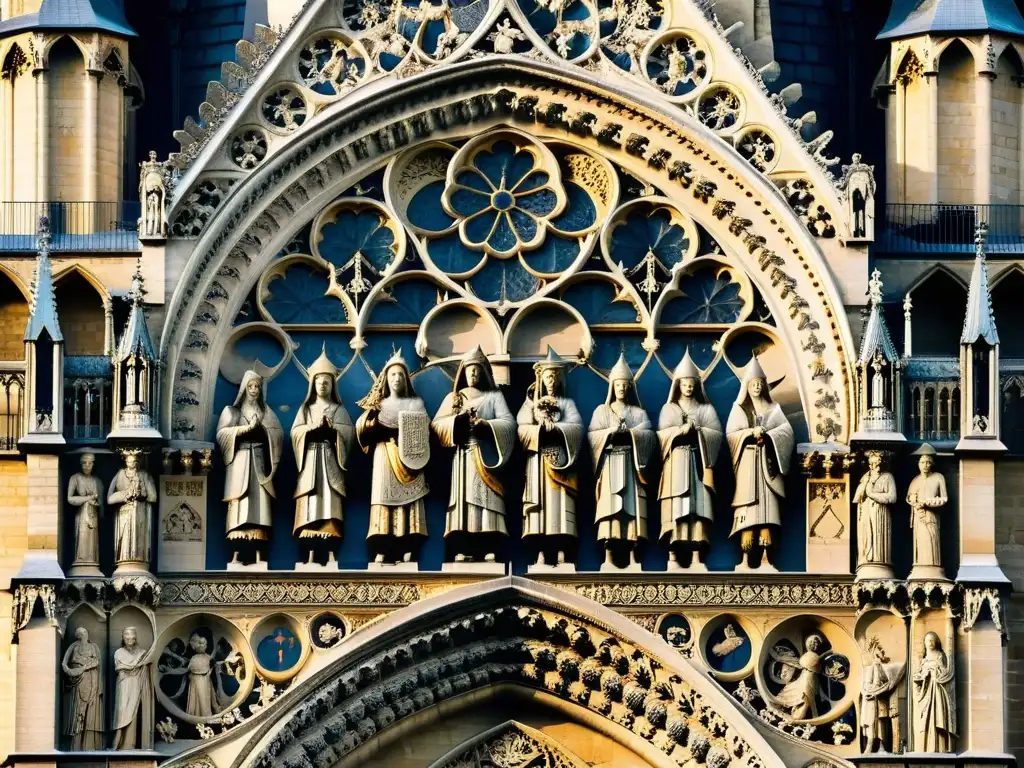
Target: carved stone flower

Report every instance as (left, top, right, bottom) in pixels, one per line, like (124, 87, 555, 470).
(443, 136, 565, 258)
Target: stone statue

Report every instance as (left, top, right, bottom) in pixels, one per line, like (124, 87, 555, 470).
(67, 452, 104, 576)
(854, 450, 896, 578)
(108, 451, 157, 573)
(841, 153, 875, 239)
(912, 632, 955, 753)
(216, 370, 284, 565)
(356, 349, 430, 566)
(657, 351, 722, 570)
(61, 626, 103, 751)
(726, 357, 794, 570)
(112, 626, 154, 750)
(431, 346, 516, 564)
(768, 632, 827, 721)
(588, 354, 656, 570)
(516, 348, 584, 568)
(138, 150, 167, 239)
(158, 632, 236, 718)
(860, 636, 905, 754)
(291, 349, 354, 566)
(907, 443, 948, 580)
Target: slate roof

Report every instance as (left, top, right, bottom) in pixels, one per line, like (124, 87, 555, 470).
(117, 265, 156, 362)
(24, 220, 62, 343)
(878, 0, 1024, 39)
(0, 0, 136, 38)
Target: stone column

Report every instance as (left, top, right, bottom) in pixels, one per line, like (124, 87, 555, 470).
(1, 75, 12, 201)
(26, 454, 59, 555)
(82, 69, 101, 225)
(927, 70, 940, 204)
(959, 618, 1007, 755)
(958, 457, 1010, 582)
(14, 616, 59, 752)
(33, 67, 48, 203)
(976, 70, 995, 205)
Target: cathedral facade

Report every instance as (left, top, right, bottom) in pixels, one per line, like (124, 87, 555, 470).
(0, 0, 1020, 766)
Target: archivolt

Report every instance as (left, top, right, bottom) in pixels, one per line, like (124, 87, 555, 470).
(161, 578, 794, 768)
(160, 59, 855, 444)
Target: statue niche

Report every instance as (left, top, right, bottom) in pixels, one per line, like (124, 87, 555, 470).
(61, 626, 103, 750)
(906, 443, 948, 581)
(66, 452, 104, 577)
(108, 450, 157, 575)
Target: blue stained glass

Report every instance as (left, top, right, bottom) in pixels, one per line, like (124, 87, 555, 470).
(380, 51, 403, 71)
(264, 264, 346, 324)
(397, 16, 420, 42)
(514, 170, 549, 193)
(522, 235, 579, 275)
(590, 334, 647, 370)
(360, 331, 420, 372)
(705, 622, 751, 673)
(509, 209, 538, 242)
(427, 233, 484, 273)
(290, 334, 354, 373)
(367, 280, 442, 324)
(470, 259, 538, 302)
(656, 335, 718, 369)
(561, 281, 639, 324)
(475, 141, 535, 188)
(551, 181, 596, 232)
(493, 190, 515, 210)
(318, 210, 396, 272)
(609, 208, 688, 270)
(724, 331, 774, 369)
(661, 270, 744, 324)
(562, 1, 590, 22)
(455, 169, 492, 193)
(233, 330, 286, 369)
(603, 46, 633, 71)
(464, 210, 498, 244)
(408, 181, 453, 231)
(421, 19, 447, 54)
(256, 627, 302, 673)
(490, 214, 517, 252)
(516, 188, 557, 216)
(449, 187, 491, 217)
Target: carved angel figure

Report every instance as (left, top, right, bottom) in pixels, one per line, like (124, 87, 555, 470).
(913, 632, 955, 753)
(432, 347, 516, 563)
(112, 627, 153, 750)
(356, 349, 430, 565)
(216, 370, 284, 563)
(658, 351, 722, 569)
(517, 349, 584, 568)
(291, 349, 355, 565)
(158, 632, 241, 719)
(860, 636, 905, 753)
(711, 624, 745, 658)
(108, 451, 157, 573)
(727, 357, 793, 569)
(62, 627, 103, 750)
(588, 354, 656, 569)
(767, 632, 847, 722)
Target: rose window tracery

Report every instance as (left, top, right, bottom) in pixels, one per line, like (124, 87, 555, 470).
(645, 32, 711, 101)
(261, 85, 308, 132)
(297, 33, 366, 95)
(229, 128, 268, 170)
(698, 85, 743, 133)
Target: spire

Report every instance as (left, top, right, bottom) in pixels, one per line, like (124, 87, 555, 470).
(877, 0, 1024, 40)
(24, 216, 62, 343)
(116, 260, 155, 362)
(858, 269, 899, 364)
(961, 222, 999, 346)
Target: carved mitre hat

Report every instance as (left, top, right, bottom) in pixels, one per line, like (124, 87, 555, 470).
(533, 346, 567, 394)
(380, 347, 412, 397)
(454, 345, 496, 391)
(912, 442, 937, 457)
(233, 369, 267, 408)
(301, 346, 342, 405)
(668, 349, 709, 404)
(734, 355, 770, 406)
(605, 353, 641, 406)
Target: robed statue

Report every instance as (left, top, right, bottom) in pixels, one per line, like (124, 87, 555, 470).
(517, 348, 584, 568)
(907, 443, 948, 580)
(356, 349, 430, 566)
(431, 346, 516, 564)
(855, 450, 897, 578)
(108, 451, 157, 573)
(216, 370, 283, 564)
(112, 626, 153, 750)
(589, 354, 656, 570)
(67, 452, 104, 576)
(727, 357, 794, 570)
(658, 351, 722, 570)
(62, 626, 103, 750)
(291, 349, 354, 565)
(913, 632, 955, 753)
(860, 636, 905, 753)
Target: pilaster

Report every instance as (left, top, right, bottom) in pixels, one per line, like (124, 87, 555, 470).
(927, 68, 940, 203)
(975, 69, 995, 205)
(32, 66, 47, 202)
(14, 616, 58, 752)
(957, 457, 1009, 583)
(82, 68, 101, 212)
(959, 618, 1007, 755)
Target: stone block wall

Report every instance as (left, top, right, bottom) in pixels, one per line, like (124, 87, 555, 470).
(937, 42, 977, 205)
(996, 461, 1024, 763)
(0, 459, 29, 761)
(47, 39, 84, 204)
(10, 65, 35, 204)
(98, 72, 123, 204)
(0, 275, 28, 361)
(991, 55, 1022, 206)
(54, 273, 106, 356)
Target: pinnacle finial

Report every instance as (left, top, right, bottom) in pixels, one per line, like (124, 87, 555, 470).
(36, 214, 51, 255)
(868, 268, 883, 307)
(128, 259, 146, 304)
(975, 221, 989, 258)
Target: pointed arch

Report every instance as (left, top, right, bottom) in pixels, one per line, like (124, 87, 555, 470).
(159, 578, 798, 768)
(991, 266, 1024, 358)
(426, 720, 592, 768)
(54, 267, 109, 356)
(0, 266, 29, 361)
(908, 266, 968, 358)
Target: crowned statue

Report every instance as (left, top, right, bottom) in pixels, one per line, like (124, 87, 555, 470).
(431, 346, 516, 565)
(291, 349, 354, 567)
(907, 443, 949, 581)
(356, 349, 431, 567)
(108, 450, 158, 574)
(658, 351, 722, 570)
(727, 357, 794, 571)
(517, 348, 584, 569)
(589, 354, 656, 570)
(216, 370, 284, 566)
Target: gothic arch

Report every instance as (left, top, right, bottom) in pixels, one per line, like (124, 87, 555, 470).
(159, 577, 797, 768)
(426, 720, 591, 768)
(53, 263, 112, 308)
(159, 59, 857, 447)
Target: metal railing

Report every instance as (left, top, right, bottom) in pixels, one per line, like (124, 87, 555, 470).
(878, 203, 1024, 255)
(64, 375, 112, 442)
(0, 201, 141, 251)
(0, 363, 25, 451)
